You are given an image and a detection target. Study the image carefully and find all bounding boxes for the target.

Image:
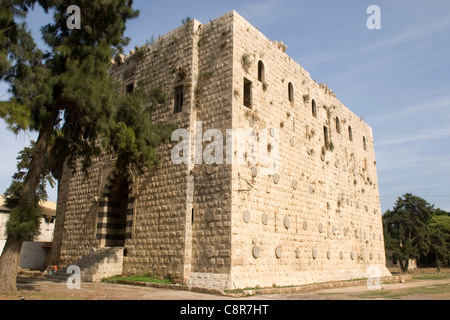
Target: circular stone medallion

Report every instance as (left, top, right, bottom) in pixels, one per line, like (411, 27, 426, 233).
(243, 210, 251, 223)
(273, 173, 280, 184)
(270, 128, 276, 137)
(252, 246, 260, 259)
(332, 226, 337, 235)
(275, 246, 283, 259)
(284, 216, 290, 229)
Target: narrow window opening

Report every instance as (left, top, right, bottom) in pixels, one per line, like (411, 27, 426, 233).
(258, 60, 265, 82)
(244, 78, 252, 108)
(174, 85, 184, 114)
(191, 208, 194, 225)
(312, 99, 317, 118)
(349, 126, 353, 142)
(336, 117, 341, 134)
(324, 126, 329, 150)
(288, 82, 294, 103)
(363, 136, 367, 151)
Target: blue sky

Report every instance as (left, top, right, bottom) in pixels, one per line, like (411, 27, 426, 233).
(1, 0, 449, 212)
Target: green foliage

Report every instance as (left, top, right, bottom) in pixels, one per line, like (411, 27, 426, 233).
(110, 87, 176, 173)
(181, 17, 192, 25)
(6, 204, 42, 241)
(383, 194, 434, 271)
(428, 214, 450, 269)
(133, 46, 147, 62)
(329, 141, 335, 152)
(0, 101, 31, 134)
(102, 274, 173, 285)
(4, 141, 55, 209)
(241, 53, 253, 73)
(0, 0, 175, 244)
(383, 194, 450, 270)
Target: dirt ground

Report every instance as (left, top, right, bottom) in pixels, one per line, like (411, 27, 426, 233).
(0, 273, 449, 300)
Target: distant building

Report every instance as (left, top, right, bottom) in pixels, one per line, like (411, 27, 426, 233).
(0, 195, 56, 270)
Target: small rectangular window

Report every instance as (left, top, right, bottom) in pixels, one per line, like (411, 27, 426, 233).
(126, 83, 134, 94)
(174, 85, 184, 114)
(288, 82, 294, 103)
(324, 126, 329, 149)
(336, 117, 341, 134)
(243, 78, 252, 108)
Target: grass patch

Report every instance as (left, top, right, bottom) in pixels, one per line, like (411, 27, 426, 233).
(411, 272, 450, 280)
(102, 274, 173, 285)
(351, 284, 450, 300)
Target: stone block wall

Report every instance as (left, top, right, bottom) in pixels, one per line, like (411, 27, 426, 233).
(229, 11, 390, 289)
(56, 13, 236, 286)
(184, 11, 235, 288)
(54, 11, 389, 290)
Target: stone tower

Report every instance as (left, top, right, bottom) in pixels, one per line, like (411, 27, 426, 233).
(51, 11, 391, 290)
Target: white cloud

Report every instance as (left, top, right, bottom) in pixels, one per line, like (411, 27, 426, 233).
(369, 97, 450, 124)
(303, 15, 450, 68)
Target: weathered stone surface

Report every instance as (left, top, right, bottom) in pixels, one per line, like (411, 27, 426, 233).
(54, 11, 390, 291)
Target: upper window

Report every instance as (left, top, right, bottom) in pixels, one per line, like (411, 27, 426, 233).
(174, 85, 184, 114)
(335, 116, 341, 134)
(258, 60, 265, 83)
(244, 78, 252, 108)
(288, 82, 294, 103)
(348, 126, 353, 142)
(324, 126, 330, 150)
(363, 136, 367, 151)
(312, 99, 317, 118)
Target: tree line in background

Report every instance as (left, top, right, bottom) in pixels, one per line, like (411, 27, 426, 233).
(383, 193, 450, 272)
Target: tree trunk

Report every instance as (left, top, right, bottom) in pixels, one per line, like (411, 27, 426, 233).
(19, 112, 57, 208)
(435, 247, 441, 272)
(0, 112, 56, 294)
(399, 259, 405, 272)
(0, 237, 23, 295)
(399, 259, 410, 273)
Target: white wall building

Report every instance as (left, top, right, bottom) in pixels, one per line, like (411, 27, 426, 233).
(0, 195, 56, 270)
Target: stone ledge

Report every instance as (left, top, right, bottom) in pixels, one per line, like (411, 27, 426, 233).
(224, 275, 413, 297)
(113, 280, 225, 296)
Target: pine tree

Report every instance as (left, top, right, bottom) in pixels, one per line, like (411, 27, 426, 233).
(4, 141, 55, 210)
(0, 0, 175, 294)
(383, 194, 433, 272)
(428, 214, 450, 271)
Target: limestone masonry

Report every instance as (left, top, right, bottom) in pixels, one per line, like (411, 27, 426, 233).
(51, 11, 391, 290)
